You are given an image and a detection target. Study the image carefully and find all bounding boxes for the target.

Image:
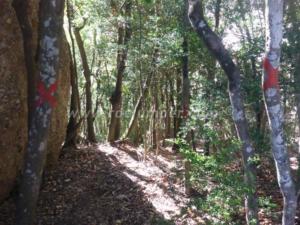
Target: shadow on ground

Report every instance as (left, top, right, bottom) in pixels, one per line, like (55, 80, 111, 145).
(0, 145, 174, 225)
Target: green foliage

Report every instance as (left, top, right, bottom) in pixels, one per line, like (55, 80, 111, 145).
(67, 0, 300, 222)
(258, 196, 278, 213)
(175, 138, 247, 224)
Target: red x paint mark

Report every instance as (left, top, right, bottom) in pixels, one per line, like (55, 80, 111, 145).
(35, 80, 57, 108)
(263, 58, 279, 90)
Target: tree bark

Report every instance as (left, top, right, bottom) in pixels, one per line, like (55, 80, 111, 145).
(12, 0, 37, 125)
(263, 1, 297, 224)
(107, 0, 132, 143)
(181, 36, 193, 196)
(188, 0, 259, 224)
(64, 45, 82, 147)
(15, 1, 65, 224)
(64, 0, 82, 147)
(123, 49, 158, 139)
(214, 0, 221, 31)
(74, 26, 97, 143)
(172, 71, 182, 151)
(181, 37, 190, 122)
(204, 0, 221, 155)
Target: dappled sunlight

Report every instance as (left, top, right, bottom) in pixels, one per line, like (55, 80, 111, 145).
(97, 143, 202, 224)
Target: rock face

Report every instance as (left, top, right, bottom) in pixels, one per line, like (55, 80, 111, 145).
(47, 37, 71, 167)
(0, 0, 70, 202)
(0, 0, 28, 202)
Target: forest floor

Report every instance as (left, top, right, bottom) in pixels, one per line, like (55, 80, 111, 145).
(0, 143, 299, 225)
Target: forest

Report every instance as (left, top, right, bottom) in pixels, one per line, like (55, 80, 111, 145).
(0, 0, 300, 224)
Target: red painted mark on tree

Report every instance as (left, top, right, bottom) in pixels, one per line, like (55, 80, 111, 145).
(35, 80, 57, 108)
(263, 58, 279, 90)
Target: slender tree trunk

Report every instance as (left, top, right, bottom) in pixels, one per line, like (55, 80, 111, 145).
(242, 16, 263, 132)
(64, 0, 81, 147)
(64, 45, 81, 147)
(12, 0, 37, 125)
(263, 1, 297, 224)
(214, 0, 221, 29)
(167, 75, 175, 139)
(240, 22, 264, 149)
(181, 36, 193, 196)
(285, 0, 300, 195)
(67, 0, 81, 114)
(174, 73, 182, 138)
(294, 55, 300, 194)
(165, 88, 172, 138)
(172, 72, 182, 151)
(123, 49, 158, 139)
(188, 0, 259, 223)
(74, 26, 97, 143)
(151, 80, 159, 149)
(107, 0, 132, 142)
(123, 73, 151, 139)
(15, 1, 65, 224)
(204, 0, 221, 155)
(181, 37, 190, 122)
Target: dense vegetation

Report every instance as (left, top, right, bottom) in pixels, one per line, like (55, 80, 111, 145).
(1, 0, 300, 224)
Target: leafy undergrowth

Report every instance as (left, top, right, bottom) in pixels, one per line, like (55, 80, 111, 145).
(0, 143, 299, 225)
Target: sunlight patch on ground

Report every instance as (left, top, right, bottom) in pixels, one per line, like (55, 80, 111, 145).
(97, 143, 196, 223)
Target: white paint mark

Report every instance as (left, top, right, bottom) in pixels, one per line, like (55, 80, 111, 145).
(46, 108, 52, 115)
(283, 179, 293, 188)
(51, 0, 56, 7)
(42, 36, 58, 59)
(44, 18, 51, 28)
(246, 147, 252, 153)
(38, 142, 45, 152)
(268, 52, 277, 61)
(198, 20, 206, 28)
(265, 88, 277, 98)
(233, 109, 244, 121)
(275, 134, 283, 145)
(269, 104, 280, 114)
(49, 77, 56, 85)
(43, 114, 47, 127)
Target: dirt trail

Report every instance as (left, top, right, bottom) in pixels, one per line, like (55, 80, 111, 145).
(0, 144, 204, 225)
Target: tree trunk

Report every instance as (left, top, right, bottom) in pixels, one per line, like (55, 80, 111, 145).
(214, 0, 221, 29)
(67, 0, 81, 114)
(74, 26, 97, 143)
(174, 73, 182, 138)
(107, 0, 132, 143)
(15, 1, 65, 224)
(123, 73, 151, 139)
(64, 0, 82, 147)
(123, 49, 158, 139)
(204, 0, 221, 156)
(181, 37, 190, 122)
(151, 80, 159, 149)
(188, 0, 259, 224)
(165, 88, 172, 138)
(263, 1, 297, 224)
(181, 36, 193, 196)
(64, 45, 82, 147)
(12, 0, 37, 125)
